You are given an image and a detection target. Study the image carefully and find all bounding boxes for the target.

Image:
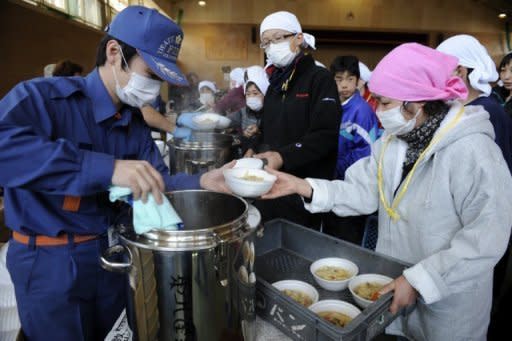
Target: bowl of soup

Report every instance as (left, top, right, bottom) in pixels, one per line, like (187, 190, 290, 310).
(348, 273, 393, 308)
(192, 113, 219, 131)
(223, 168, 276, 198)
(272, 280, 319, 307)
(310, 258, 358, 291)
(309, 300, 361, 329)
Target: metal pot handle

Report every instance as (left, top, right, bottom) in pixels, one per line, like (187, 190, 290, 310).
(100, 244, 133, 273)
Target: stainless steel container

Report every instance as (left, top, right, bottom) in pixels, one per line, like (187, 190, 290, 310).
(168, 132, 237, 174)
(100, 191, 258, 341)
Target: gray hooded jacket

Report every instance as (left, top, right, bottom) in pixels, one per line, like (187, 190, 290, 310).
(305, 102, 512, 340)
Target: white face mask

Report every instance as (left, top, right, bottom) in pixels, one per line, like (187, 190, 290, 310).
(199, 93, 215, 106)
(265, 40, 298, 68)
(246, 97, 263, 111)
(376, 104, 422, 136)
(112, 49, 161, 108)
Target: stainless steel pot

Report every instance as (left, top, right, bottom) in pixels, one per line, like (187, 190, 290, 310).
(100, 190, 258, 341)
(168, 132, 238, 174)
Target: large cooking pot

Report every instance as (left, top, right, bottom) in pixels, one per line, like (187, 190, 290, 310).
(100, 191, 259, 341)
(168, 132, 238, 175)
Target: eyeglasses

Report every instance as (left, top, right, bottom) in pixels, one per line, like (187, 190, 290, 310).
(259, 33, 296, 49)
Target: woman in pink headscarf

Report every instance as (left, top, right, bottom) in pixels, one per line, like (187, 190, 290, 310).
(262, 43, 512, 340)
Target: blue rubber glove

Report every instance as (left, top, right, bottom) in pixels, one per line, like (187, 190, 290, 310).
(172, 127, 192, 139)
(177, 112, 200, 129)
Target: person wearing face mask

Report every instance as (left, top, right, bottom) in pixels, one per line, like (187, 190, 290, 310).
(249, 11, 341, 229)
(0, 6, 231, 340)
(214, 67, 247, 115)
(320, 55, 380, 245)
(260, 43, 512, 340)
(227, 65, 269, 155)
(197, 80, 217, 111)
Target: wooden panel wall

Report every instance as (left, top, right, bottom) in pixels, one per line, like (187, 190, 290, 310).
(171, 0, 503, 34)
(0, 1, 104, 97)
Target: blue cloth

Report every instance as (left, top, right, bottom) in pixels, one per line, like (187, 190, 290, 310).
(336, 92, 381, 179)
(468, 96, 512, 173)
(172, 126, 192, 139)
(0, 69, 201, 237)
(7, 237, 126, 340)
(109, 186, 183, 234)
(177, 112, 200, 129)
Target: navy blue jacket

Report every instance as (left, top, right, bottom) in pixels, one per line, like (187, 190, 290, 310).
(0, 69, 200, 236)
(468, 96, 512, 173)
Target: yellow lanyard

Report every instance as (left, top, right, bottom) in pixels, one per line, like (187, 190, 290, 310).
(377, 106, 465, 221)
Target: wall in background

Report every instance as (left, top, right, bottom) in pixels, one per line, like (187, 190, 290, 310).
(1, 0, 510, 97)
(0, 1, 104, 96)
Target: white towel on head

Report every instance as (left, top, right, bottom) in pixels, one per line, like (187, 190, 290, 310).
(230, 67, 245, 88)
(259, 11, 316, 50)
(244, 65, 270, 95)
(358, 62, 372, 83)
(436, 34, 498, 96)
(198, 80, 217, 93)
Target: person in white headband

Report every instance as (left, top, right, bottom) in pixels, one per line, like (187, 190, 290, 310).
(437, 34, 512, 173)
(437, 34, 498, 96)
(259, 11, 316, 68)
(356, 61, 378, 111)
(250, 10, 341, 229)
(227, 66, 270, 154)
(229, 67, 245, 89)
(197, 80, 217, 110)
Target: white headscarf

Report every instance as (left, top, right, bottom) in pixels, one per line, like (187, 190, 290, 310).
(44, 63, 56, 77)
(229, 67, 245, 88)
(436, 34, 498, 96)
(358, 62, 372, 83)
(244, 65, 270, 95)
(259, 11, 316, 50)
(198, 80, 217, 93)
(315, 60, 326, 68)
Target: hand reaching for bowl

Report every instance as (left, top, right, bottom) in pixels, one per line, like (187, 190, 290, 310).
(378, 275, 418, 314)
(199, 160, 236, 194)
(253, 151, 283, 170)
(260, 168, 313, 200)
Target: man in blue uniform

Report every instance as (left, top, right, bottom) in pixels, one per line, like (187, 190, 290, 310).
(0, 6, 227, 340)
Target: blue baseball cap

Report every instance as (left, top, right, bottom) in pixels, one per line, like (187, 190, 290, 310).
(106, 6, 188, 86)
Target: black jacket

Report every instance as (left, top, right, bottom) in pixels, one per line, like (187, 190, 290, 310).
(258, 54, 341, 179)
(492, 86, 512, 119)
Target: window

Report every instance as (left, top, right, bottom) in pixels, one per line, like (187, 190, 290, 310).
(21, 0, 152, 30)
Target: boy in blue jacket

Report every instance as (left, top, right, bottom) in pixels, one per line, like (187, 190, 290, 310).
(322, 56, 381, 244)
(331, 56, 380, 179)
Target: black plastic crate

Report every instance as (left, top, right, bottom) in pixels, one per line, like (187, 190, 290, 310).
(254, 219, 414, 340)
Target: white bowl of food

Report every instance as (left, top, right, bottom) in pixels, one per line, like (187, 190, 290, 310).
(272, 280, 319, 307)
(215, 115, 232, 129)
(223, 168, 277, 198)
(234, 158, 264, 169)
(309, 299, 361, 329)
(192, 113, 219, 131)
(310, 258, 358, 291)
(348, 273, 393, 308)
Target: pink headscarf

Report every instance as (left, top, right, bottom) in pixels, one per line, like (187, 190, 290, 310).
(368, 43, 468, 102)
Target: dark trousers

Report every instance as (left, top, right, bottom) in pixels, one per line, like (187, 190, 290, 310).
(321, 212, 367, 245)
(253, 194, 322, 230)
(7, 236, 126, 341)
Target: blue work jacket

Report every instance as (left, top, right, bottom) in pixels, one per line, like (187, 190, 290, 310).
(0, 69, 200, 236)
